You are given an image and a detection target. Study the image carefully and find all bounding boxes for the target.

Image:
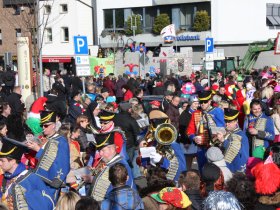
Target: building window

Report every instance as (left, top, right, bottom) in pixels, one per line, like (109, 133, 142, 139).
(15, 28, 21, 37)
(104, 9, 113, 29)
(144, 7, 157, 32)
(61, 27, 69, 42)
(180, 5, 194, 30)
(267, 3, 280, 26)
(29, 8, 35, 15)
(14, 6, 21, 15)
(115, 9, 124, 29)
(60, 4, 68, 13)
(0, 29, 2, 45)
(46, 28, 52, 42)
(158, 5, 172, 22)
(104, 9, 124, 31)
(44, 5, 51, 15)
(132, 8, 143, 16)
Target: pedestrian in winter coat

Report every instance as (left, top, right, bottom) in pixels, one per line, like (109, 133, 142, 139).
(166, 95, 180, 131)
(68, 90, 85, 124)
(103, 74, 115, 96)
(101, 163, 144, 210)
(45, 88, 67, 120)
(122, 85, 133, 102)
(206, 147, 233, 183)
(7, 86, 25, 116)
(115, 75, 126, 103)
(114, 102, 140, 163)
(3, 67, 15, 95)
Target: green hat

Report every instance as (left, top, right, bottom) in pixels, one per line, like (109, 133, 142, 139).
(150, 187, 192, 208)
(237, 75, 244, 82)
(252, 146, 265, 160)
(26, 117, 43, 136)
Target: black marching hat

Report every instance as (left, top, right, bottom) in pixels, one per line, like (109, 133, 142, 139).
(198, 91, 212, 102)
(224, 109, 239, 122)
(95, 132, 115, 150)
(99, 109, 115, 122)
(0, 138, 27, 160)
(40, 111, 56, 125)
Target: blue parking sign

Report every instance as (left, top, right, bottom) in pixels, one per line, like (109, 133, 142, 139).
(205, 38, 214, 53)
(74, 36, 88, 55)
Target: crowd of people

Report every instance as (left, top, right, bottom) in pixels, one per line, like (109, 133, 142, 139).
(0, 65, 279, 210)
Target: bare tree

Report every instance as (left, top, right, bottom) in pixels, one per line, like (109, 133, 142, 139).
(2, 0, 54, 96)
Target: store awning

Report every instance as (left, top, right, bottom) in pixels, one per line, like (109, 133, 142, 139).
(42, 56, 72, 63)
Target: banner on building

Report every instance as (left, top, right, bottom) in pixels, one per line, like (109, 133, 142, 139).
(17, 37, 32, 102)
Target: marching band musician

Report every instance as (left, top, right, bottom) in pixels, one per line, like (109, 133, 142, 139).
(0, 139, 54, 210)
(139, 109, 186, 182)
(88, 132, 136, 202)
(187, 91, 225, 172)
(26, 111, 70, 203)
(216, 109, 249, 173)
(243, 99, 275, 152)
(98, 109, 128, 161)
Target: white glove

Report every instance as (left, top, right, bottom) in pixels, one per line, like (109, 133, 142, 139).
(150, 151, 162, 166)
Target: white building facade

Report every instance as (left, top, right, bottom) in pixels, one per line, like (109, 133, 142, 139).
(39, 0, 93, 70)
(39, 0, 280, 69)
(96, 0, 280, 65)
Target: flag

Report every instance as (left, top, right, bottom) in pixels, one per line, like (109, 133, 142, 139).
(160, 24, 176, 38)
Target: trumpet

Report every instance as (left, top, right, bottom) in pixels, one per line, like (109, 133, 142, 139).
(90, 158, 105, 176)
(87, 124, 100, 134)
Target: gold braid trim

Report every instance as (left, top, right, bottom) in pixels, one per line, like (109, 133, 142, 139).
(166, 155, 179, 180)
(90, 156, 122, 201)
(224, 133, 241, 164)
(253, 118, 266, 150)
(91, 167, 110, 202)
(38, 140, 59, 171)
(13, 185, 28, 210)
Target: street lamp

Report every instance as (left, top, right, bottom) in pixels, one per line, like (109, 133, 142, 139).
(130, 14, 142, 38)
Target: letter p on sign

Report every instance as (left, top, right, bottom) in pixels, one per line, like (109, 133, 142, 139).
(205, 38, 214, 53)
(74, 36, 88, 55)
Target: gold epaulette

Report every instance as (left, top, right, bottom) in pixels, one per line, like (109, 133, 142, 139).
(252, 118, 267, 150)
(224, 134, 241, 163)
(166, 155, 179, 180)
(14, 185, 28, 210)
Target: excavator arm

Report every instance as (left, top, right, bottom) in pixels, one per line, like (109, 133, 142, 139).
(238, 39, 275, 73)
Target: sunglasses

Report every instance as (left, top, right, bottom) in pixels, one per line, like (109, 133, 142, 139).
(199, 100, 209, 104)
(100, 121, 110, 125)
(42, 123, 54, 128)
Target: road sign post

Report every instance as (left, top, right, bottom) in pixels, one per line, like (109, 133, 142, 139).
(74, 36, 88, 55)
(205, 38, 214, 87)
(74, 36, 90, 94)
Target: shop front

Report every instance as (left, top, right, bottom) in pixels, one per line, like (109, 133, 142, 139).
(42, 56, 75, 72)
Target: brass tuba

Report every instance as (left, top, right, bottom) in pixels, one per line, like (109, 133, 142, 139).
(154, 123, 177, 159)
(154, 123, 177, 146)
